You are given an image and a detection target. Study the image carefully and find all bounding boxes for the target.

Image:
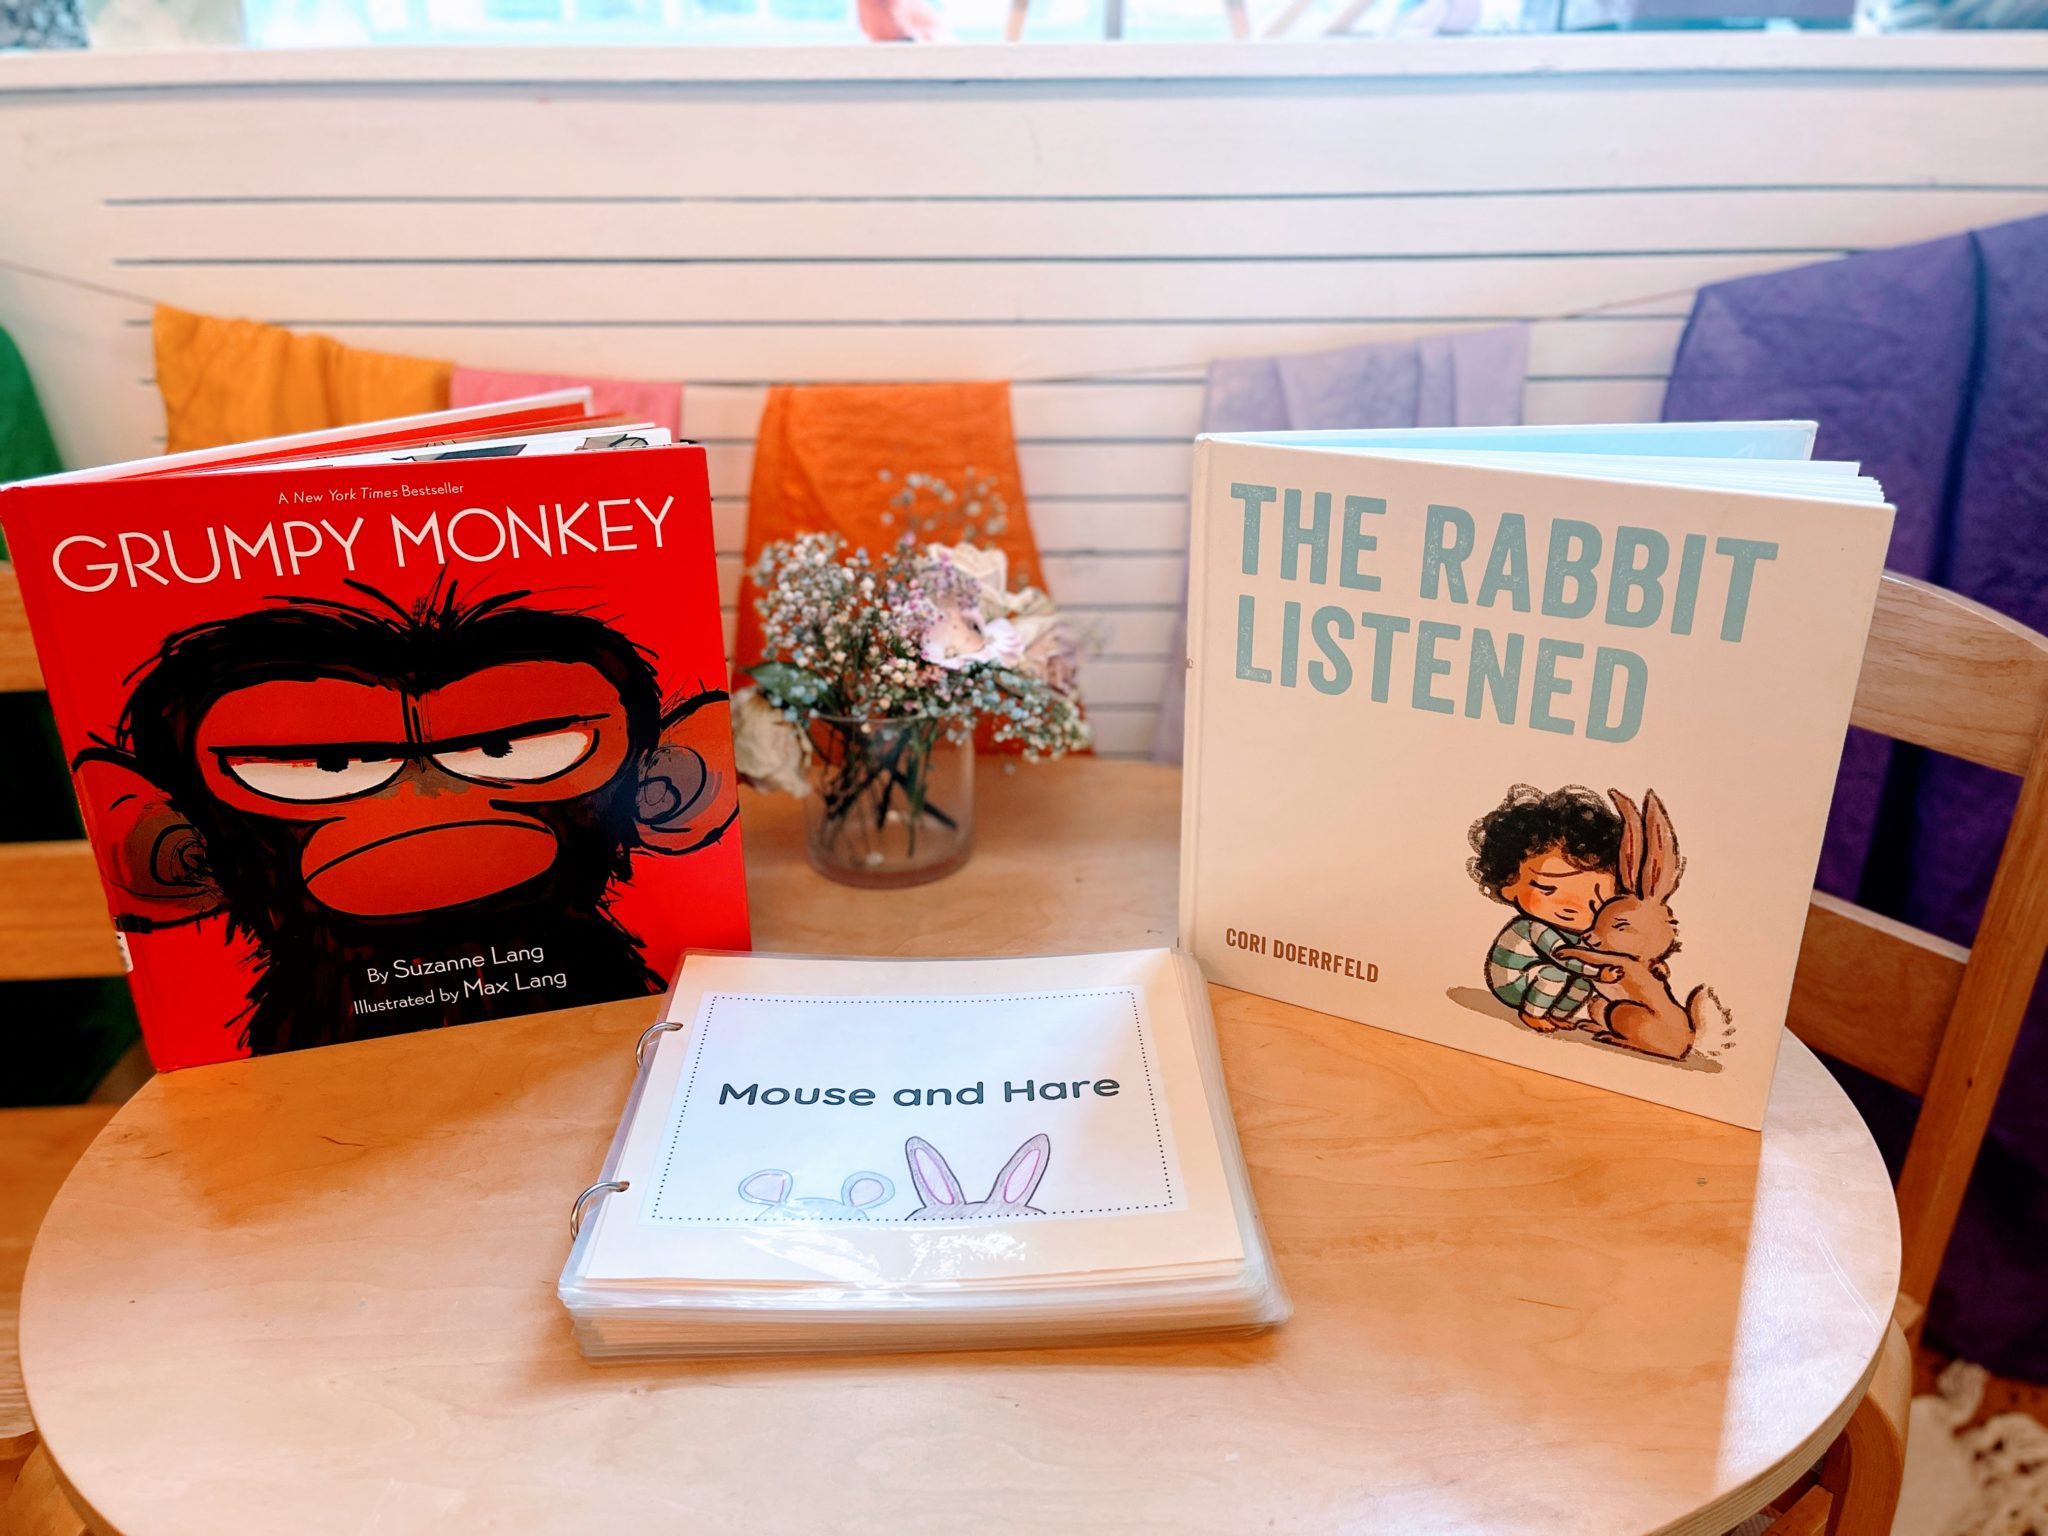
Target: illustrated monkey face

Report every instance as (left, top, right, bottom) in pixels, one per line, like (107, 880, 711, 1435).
(194, 658, 636, 917)
(76, 581, 738, 944)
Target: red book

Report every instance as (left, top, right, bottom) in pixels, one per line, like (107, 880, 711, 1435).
(3, 419, 748, 1070)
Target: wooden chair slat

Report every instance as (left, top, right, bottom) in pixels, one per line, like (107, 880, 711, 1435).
(1893, 712, 2048, 1310)
(0, 565, 43, 695)
(1852, 574, 2048, 776)
(1787, 892, 1964, 1098)
(0, 842, 123, 982)
(2, 1442, 91, 1536)
(1797, 572, 2048, 1336)
(1, 1106, 118, 1456)
(1815, 1320, 1914, 1536)
(1759, 1485, 1831, 1536)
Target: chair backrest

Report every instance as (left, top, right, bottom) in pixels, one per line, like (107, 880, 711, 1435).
(0, 562, 124, 983)
(1787, 571, 2048, 1325)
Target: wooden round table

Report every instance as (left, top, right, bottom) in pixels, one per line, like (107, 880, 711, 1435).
(22, 760, 1900, 1536)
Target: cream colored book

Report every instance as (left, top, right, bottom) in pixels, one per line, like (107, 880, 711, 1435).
(1178, 423, 1894, 1129)
(559, 948, 1287, 1358)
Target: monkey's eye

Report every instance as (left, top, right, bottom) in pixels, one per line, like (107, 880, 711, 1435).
(222, 754, 407, 803)
(432, 726, 596, 785)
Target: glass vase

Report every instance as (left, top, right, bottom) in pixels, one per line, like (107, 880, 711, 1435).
(802, 715, 974, 888)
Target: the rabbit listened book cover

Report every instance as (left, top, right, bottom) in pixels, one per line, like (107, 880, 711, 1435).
(1179, 425, 1896, 1129)
(568, 949, 1253, 1289)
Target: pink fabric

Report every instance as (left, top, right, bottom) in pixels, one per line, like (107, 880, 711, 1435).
(448, 367, 682, 436)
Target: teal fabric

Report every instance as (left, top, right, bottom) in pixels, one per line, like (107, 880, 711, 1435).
(0, 323, 62, 564)
(0, 324, 61, 496)
(0, 326, 70, 842)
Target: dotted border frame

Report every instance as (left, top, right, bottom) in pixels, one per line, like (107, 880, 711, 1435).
(646, 988, 1174, 1223)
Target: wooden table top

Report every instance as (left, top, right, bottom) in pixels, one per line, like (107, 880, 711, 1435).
(21, 758, 1900, 1536)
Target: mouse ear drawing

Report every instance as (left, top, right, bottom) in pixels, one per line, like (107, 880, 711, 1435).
(841, 1172, 895, 1210)
(904, 1137, 966, 1212)
(738, 1169, 793, 1207)
(989, 1134, 1052, 1209)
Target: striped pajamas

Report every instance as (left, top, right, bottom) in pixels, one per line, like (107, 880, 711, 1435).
(1487, 916, 1600, 1020)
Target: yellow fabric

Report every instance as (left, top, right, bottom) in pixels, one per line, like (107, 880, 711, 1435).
(153, 306, 453, 455)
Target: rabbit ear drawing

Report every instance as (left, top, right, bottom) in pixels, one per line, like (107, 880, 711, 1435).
(1640, 789, 1683, 902)
(739, 1169, 792, 1206)
(841, 1172, 895, 1210)
(905, 1137, 966, 1210)
(989, 1134, 1052, 1208)
(1608, 789, 1645, 896)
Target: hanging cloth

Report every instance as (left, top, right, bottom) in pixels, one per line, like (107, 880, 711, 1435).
(153, 305, 452, 455)
(0, 324, 62, 491)
(451, 366, 681, 437)
(1153, 325, 1532, 762)
(735, 382, 1048, 671)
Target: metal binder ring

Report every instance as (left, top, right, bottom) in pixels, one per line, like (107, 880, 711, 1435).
(635, 1019, 683, 1068)
(570, 1179, 629, 1239)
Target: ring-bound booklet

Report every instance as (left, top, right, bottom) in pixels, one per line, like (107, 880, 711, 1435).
(559, 948, 1287, 1359)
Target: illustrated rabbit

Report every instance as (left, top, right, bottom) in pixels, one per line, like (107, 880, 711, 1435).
(902, 1134, 1051, 1221)
(1554, 788, 1716, 1062)
(738, 1169, 895, 1220)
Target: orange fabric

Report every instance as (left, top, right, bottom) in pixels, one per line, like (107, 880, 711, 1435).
(736, 382, 1048, 672)
(154, 305, 453, 455)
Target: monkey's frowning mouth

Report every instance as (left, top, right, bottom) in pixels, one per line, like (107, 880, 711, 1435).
(305, 817, 561, 916)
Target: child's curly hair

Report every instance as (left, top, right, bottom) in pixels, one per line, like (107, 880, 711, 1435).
(1467, 784, 1622, 903)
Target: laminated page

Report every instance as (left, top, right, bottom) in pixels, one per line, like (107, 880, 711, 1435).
(578, 949, 1247, 1287)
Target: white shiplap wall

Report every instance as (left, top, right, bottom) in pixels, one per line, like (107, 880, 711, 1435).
(4, 37, 2047, 753)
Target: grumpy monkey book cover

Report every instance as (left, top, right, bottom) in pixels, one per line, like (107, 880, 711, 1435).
(2, 444, 748, 1070)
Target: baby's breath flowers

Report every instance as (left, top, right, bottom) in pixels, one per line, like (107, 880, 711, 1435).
(734, 533, 1090, 868)
(740, 532, 1090, 765)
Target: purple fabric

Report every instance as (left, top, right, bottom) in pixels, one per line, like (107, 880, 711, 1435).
(1158, 327, 1530, 761)
(1199, 325, 1530, 436)
(1664, 212, 2048, 1380)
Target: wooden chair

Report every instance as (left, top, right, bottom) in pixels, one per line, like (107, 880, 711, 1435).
(0, 560, 122, 1536)
(1792, 571, 2048, 1329)
(1760, 570, 2048, 1536)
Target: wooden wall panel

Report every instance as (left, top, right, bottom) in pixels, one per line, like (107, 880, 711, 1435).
(4, 39, 2046, 754)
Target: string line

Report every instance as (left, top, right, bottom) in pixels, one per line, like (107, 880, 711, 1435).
(0, 252, 1712, 387)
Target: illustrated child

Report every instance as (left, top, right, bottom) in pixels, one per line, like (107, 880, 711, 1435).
(1466, 785, 1624, 1035)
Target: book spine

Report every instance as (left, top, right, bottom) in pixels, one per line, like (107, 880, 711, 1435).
(1176, 441, 1214, 953)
